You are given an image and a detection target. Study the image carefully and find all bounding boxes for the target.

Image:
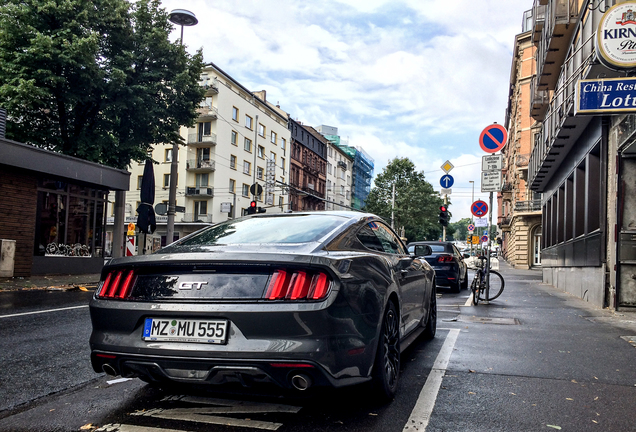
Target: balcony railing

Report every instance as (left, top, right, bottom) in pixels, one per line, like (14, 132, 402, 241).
(197, 105, 218, 119)
(186, 159, 215, 171)
(185, 187, 214, 197)
(499, 216, 512, 227)
(514, 199, 542, 213)
(182, 213, 213, 223)
(187, 133, 217, 145)
(337, 160, 347, 170)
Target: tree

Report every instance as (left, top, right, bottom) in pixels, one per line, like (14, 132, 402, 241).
(447, 217, 472, 241)
(0, 0, 205, 169)
(364, 157, 443, 243)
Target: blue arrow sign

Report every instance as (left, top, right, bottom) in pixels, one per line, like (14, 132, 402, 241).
(440, 174, 454, 188)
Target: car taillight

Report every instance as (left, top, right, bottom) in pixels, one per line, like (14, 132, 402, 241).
(437, 256, 454, 263)
(264, 270, 331, 301)
(97, 269, 136, 299)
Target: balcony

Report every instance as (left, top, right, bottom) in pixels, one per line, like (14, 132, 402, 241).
(202, 81, 219, 96)
(530, 78, 550, 120)
(186, 159, 215, 172)
(499, 216, 512, 228)
(187, 133, 217, 146)
(182, 213, 213, 223)
(514, 199, 542, 213)
(185, 187, 214, 197)
(337, 160, 347, 170)
(534, 0, 581, 92)
(302, 185, 325, 199)
(515, 153, 530, 169)
(196, 104, 218, 120)
(532, 3, 546, 43)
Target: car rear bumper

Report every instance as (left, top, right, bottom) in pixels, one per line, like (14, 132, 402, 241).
(431, 268, 459, 287)
(91, 350, 370, 390)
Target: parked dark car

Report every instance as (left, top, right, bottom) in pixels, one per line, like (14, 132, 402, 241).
(89, 211, 437, 400)
(407, 241, 468, 293)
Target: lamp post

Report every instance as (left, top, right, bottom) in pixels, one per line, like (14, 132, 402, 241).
(165, 9, 198, 246)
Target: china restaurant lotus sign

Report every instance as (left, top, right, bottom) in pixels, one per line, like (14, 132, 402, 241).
(597, 2, 636, 69)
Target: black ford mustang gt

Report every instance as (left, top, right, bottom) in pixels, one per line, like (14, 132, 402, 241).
(89, 211, 436, 400)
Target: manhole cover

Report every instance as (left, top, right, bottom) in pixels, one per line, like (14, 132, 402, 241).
(457, 316, 520, 325)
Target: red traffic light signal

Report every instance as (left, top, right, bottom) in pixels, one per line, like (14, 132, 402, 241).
(247, 201, 257, 215)
(440, 205, 447, 212)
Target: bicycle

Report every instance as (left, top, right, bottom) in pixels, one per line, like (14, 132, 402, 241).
(471, 255, 505, 305)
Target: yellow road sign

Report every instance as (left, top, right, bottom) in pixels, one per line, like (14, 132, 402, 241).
(471, 235, 479, 244)
(441, 160, 454, 173)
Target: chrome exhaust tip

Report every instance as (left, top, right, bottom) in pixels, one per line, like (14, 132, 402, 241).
(102, 363, 118, 376)
(290, 374, 312, 391)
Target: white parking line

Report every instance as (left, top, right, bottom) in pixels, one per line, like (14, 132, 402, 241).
(403, 328, 460, 431)
(464, 292, 474, 307)
(0, 305, 88, 319)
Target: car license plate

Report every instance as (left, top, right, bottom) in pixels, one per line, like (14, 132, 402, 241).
(143, 318, 228, 344)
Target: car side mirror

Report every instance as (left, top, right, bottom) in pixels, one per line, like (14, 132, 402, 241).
(463, 253, 470, 259)
(414, 245, 432, 257)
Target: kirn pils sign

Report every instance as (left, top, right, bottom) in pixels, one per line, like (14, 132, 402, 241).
(597, 2, 636, 69)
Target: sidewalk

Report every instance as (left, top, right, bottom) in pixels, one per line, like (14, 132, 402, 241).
(0, 273, 101, 292)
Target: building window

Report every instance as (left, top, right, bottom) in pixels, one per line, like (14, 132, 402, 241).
(271, 131, 277, 144)
(229, 178, 235, 194)
(280, 157, 285, 171)
(165, 148, 172, 162)
(244, 161, 251, 175)
(257, 166, 264, 180)
(244, 138, 252, 152)
(195, 173, 209, 187)
(281, 138, 286, 150)
(230, 155, 237, 170)
(242, 183, 250, 197)
(231, 130, 238, 146)
(194, 200, 208, 216)
(232, 106, 239, 122)
(270, 151, 276, 162)
(259, 123, 265, 137)
(137, 175, 143, 190)
(35, 179, 107, 258)
(245, 115, 253, 130)
(163, 174, 170, 188)
(258, 145, 264, 158)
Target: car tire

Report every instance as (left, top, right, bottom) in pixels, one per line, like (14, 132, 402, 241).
(423, 286, 437, 340)
(450, 280, 461, 293)
(461, 270, 468, 290)
(372, 301, 400, 401)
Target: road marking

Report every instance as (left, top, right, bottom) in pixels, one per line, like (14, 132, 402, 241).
(464, 293, 473, 307)
(403, 328, 460, 431)
(0, 305, 88, 319)
(132, 408, 283, 430)
(96, 424, 192, 432)
(131, 397, 302, 431)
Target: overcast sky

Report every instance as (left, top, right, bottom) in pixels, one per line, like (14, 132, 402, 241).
(159, 0, 532, 222)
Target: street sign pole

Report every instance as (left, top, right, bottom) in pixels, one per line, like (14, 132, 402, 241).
(443, 194, 447, 241)
(483, 190, 494, 304)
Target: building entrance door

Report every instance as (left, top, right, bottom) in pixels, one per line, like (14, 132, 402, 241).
(533, 228, 542, 266)
(618, 154, 636, 308)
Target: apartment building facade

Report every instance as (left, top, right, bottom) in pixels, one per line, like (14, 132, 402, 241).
(109, 62, 291, 251)
(498, 11, 543, 269)
(288, 119, 327, 211)
(529, 0, 636, 310)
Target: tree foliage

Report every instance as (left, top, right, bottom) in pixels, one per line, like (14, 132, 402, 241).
(0, 0, 205, 169)
(363, 157, 443, 243)
(447, 217, 472, 241)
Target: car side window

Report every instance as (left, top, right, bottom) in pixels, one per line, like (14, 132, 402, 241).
(356, 224, 385, 252)
(372, 222, 406, 255)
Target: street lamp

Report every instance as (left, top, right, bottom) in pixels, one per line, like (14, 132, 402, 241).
(165, 9, 197, 246)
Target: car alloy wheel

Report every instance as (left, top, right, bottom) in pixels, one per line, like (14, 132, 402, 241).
(373, 302, 400, 400)
(423, 285, 437, 339)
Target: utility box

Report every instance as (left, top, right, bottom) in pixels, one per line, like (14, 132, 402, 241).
(0, 239, 16, 278)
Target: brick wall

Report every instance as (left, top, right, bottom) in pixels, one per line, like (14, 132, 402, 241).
(0, 167, 37, 276)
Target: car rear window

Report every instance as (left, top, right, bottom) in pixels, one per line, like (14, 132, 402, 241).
(172, 214, 348, 246)
(429, 245, 447, 252)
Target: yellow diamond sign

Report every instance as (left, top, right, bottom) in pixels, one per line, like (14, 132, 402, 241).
(441, 160, 454, 173)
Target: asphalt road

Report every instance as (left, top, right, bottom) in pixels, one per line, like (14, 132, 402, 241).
(1, 264, 635, 432)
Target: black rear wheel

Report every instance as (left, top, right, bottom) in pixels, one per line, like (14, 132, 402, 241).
(372, 302, 400, 401)
(477, 270, 505, 301)
(423, 285, 437, 340)
(460, 269, 468, 290)
(471, 274, 481, 305)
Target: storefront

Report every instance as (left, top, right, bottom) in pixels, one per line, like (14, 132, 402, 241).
(0, 138, 129, 276)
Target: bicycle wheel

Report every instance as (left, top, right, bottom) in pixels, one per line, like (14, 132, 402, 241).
(478, 270, 505, 301)
(471, 273, 481, 305)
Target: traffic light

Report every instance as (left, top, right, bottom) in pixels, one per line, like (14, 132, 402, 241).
(247, 201, 257, 215)
(438, 205, 449, 227)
